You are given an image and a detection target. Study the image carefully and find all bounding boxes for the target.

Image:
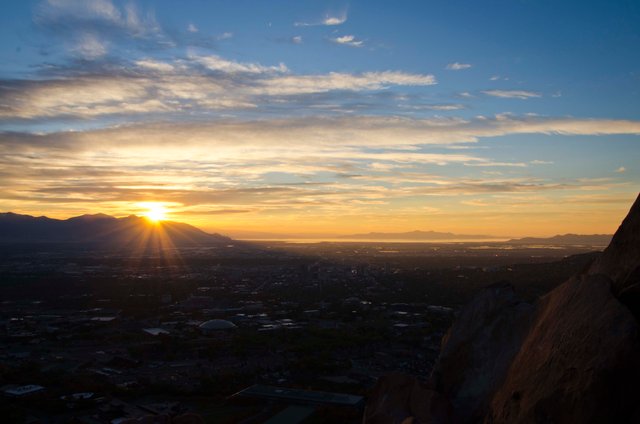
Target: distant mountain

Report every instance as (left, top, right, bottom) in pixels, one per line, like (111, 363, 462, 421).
(507, 233, 612, 246)
(0, 212, 231, 249)
(222, 229, 335, 240)
(338, 230, 500, 241)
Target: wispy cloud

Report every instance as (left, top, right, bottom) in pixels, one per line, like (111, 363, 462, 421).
(398, 103, 465, 111)
(190, 53, 288, 74)
(0, 59, 438, 119)
(295, 12, 347, 27)
(35, 0, 166, 58)
(135, 59, 175, 72)
(446, 62, 472, 71)
(482, 90, 541, 99)
(292, 35, 303, 44)
(323, 14, 347, 25)
(616, 166, 626, 173)
(72, 32, 108, 59)
(331, 35, 364, 47)
(187, 23, 198, 33)
(217, 32, 233, 40)
(1, 112, 634, 234)
(4, 115, 640, 156)
(530, 160, 554, 165)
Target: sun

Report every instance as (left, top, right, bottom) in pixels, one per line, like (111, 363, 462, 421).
(142, 203, 168, 223)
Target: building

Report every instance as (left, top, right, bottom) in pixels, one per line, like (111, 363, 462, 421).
(198, 319, 237, 335)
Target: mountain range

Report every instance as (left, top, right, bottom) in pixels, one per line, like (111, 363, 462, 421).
(0, 212, 614, 248)
(337, 230, 499, 241)
(337, 230, 613, 245)
(506, 233, 612, 246)
(0, 212, 230, 249)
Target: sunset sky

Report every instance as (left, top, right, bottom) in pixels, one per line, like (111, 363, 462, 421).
(1, 0, 639, 237)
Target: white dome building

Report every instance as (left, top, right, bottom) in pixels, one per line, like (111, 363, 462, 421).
(199, 319, 237, 335)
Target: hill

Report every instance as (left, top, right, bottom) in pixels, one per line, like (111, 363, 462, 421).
(0, 212, 231, 249)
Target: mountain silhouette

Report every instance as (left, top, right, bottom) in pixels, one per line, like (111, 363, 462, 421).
(338, 230, 499, 241)
(507, 233, 612, 246)
(0, 212, 231, 249)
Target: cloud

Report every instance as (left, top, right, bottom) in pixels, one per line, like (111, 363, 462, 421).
(2, 112, 635, 226)
(530, 160, 554, 165)
(135, 59, 175, 72)
(173, 208, 252, 215)
(616, 166, 626, 173)
(4, 115, 640, 157)
(292, 36, 303, 44)
(72, 32, 108, 59)
(190, 53, 288, 74)
(331, 35, 364, 47)
(295, 12, 347, 27)
(482, 90, 541, 99)
(257, 71, 436, 95)
(35, 0, 168, 59)
(446, 62, 472, 71)
(187, 23, 198, 33)
(217, 32, 233, 40)
(36, 0, 162, 38)
(323, 14, 347, 25)
(0, 60, 439, 119)
(398, 103, 465, 111)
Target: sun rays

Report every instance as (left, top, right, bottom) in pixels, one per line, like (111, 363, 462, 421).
(140, 202, 168, 223)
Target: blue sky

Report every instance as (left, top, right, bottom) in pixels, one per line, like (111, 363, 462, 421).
(0, 0, 639, 236)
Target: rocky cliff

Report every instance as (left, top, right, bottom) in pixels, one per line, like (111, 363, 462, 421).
(364, 193, 640, 424)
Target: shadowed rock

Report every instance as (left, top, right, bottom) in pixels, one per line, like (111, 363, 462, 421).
(587, 193, 640, 294)
(363, 373, 450, 424)
(432, 283, 533, 422)
(487, 273, 640, 423)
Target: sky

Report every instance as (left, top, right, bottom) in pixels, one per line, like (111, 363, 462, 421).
(0, 0, 639, 237)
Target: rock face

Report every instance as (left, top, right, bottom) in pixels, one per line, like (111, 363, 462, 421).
(588, 194, 640, 293)
(365, 193, 640, 424)
(432, 283, 534, 423)
(363, 373, 451, 424)
(487, 273, 639, 423)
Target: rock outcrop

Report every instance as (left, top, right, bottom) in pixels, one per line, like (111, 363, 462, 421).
(432, 283, 534, 423)
(363, 373, 448, 424)
(365, 193, 640, 424)
(487, 273, 639, 423)
(587, 193, 640, 294)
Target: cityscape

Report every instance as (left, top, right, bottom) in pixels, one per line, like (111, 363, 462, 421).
(1, 0, 640, 423)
